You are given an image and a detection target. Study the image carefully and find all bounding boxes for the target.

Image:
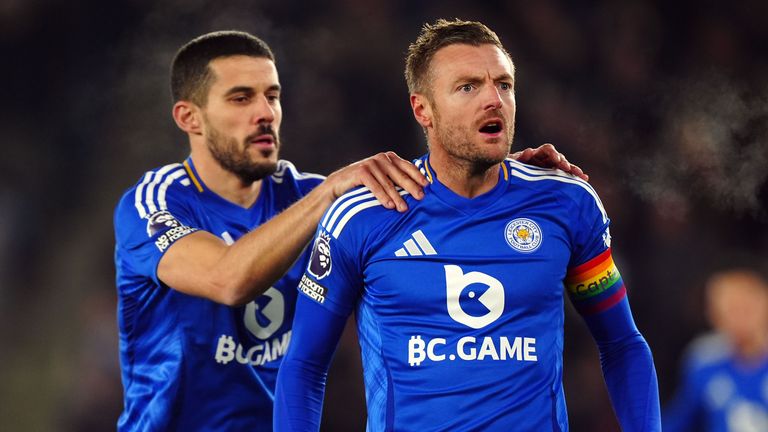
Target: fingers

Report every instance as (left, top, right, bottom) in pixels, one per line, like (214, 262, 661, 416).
(365, 155, 410, 212)
(327, 159, 395, 210)
(355, 164, 396, 210)
(509, 147, 534, 162)
(518, 143, 590, 181)
(357, 152, 427, 212)
(552, 153, 589, 181)
(546, 147, 590, 181)
(555, 153, 572, 172)
(568, 163, 589, 181)
(384, 151, 427, 194)
(534, 143, 561, 165)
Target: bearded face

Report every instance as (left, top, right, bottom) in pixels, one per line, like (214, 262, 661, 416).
(198, 55, 284, 184)
(422, 44, 517, 173)
(432, 103, 514, 171)
(205, 118, 280, 183)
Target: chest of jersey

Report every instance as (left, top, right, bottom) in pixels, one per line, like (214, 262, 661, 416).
(177, 178, 307, 366)
(353, 194, 572, 377)
(335, 190, 577, 431)
(363, 194, 571, 328)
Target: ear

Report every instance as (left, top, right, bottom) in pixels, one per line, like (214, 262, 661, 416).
(172, 101, 203, 135)
(410, 93, 433, 129)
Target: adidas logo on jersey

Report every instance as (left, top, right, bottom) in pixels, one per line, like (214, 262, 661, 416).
(394, 230, 437, 257)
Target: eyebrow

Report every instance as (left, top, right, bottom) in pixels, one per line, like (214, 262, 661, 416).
(223, 84, 281, 97)
(452, 73, 515, 86)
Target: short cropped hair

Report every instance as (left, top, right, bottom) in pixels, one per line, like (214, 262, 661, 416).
(405, 19, 512, 96)
(171, 30, 275, 106)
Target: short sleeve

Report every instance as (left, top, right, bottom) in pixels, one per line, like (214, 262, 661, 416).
(114, 175, 199, 287)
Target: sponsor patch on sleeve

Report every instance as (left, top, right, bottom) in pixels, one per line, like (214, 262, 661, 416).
(299, 274, 327, 304)
(146, 210, 197, 252)
(307, 231, 332, 280)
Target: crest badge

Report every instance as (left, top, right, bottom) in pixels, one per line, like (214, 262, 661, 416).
(505, 218, 543, 253)
(308, 231, 333, 280)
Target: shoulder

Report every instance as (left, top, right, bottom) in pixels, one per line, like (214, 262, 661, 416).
(271, 159, 325, 187)
(320, 186, 412, 242)
(682, 332, 732, 372)
(506, 159, 607, 218)
(115, 162, 196, 222)
(506, 159, 597, 197)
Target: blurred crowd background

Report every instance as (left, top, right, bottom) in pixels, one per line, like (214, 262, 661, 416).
(1, 0, 767, 430)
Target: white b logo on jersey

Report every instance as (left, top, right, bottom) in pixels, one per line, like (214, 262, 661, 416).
(445, 265, 505, 329)
(244, 287, 285, 340)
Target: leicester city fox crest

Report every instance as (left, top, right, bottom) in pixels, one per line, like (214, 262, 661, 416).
(505, 218, 543, 253)
(308, 231, 332, 280)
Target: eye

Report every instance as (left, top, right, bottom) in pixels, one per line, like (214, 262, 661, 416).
(459, 84, 475, 93)
(499, 82, 512, 91)
(231, 95, 251, 104)
(267, 93, 281, 103)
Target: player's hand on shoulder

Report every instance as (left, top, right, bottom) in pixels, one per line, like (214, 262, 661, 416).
(325, 151, 427, 212)
(510, 143, 588, 181)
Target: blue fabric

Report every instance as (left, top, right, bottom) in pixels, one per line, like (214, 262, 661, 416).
(274, 155, 660, 431)
(274, 296, 347, 431)
(583, 299, 661, 431)
(114, 158, 323, 431)
(663, 334, 768, 432)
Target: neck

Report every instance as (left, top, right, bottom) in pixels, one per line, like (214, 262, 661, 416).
(189, 142, 262, 208)
(428, 149, 500, 198)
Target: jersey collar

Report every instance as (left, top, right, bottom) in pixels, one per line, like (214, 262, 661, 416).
(418, 154, 510, 213)
(182, 156, 269, 214)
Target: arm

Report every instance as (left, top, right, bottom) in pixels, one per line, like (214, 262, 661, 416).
(274, 295, 348, 432)
(158, 152, 426, 306)
(582, 300, 661, 432)
(567, 250, 661, 431)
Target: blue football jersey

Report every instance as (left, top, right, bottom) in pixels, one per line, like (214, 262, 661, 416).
(664, 333, 768, 432)
(296, 156, 612, 431)
(114, 158, 323, 431)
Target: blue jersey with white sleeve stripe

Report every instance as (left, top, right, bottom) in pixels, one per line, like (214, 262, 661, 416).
(663, 333, 768, 432)
(114, 158, 323, 431)
(275, 154, 661, 431)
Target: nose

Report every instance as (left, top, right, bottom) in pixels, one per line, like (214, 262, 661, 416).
(252, 95, 276, 124)
(482, 85, 503, 111)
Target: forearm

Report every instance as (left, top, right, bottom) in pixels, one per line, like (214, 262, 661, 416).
(274, 357, 328, 432)
(211, 181, 337, 303)
(158, 181, 337, 305)
(584, 302, 661, 431)
(599, 331, 661, 432)
(274, 296, 348, 431)
(158, 152, 427, 305)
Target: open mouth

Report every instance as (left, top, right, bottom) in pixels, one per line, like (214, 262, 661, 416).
(479, 119, 503, 135)
(479, 123, 502, 134)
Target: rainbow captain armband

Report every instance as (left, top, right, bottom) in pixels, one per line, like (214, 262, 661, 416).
(565, 248, 627, 315)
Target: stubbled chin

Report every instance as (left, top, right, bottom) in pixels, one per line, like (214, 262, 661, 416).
(479, 143, 512, 163)
(247, 145, 277, 159)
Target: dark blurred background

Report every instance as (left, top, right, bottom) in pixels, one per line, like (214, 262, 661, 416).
(1, 0, 767, 430)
